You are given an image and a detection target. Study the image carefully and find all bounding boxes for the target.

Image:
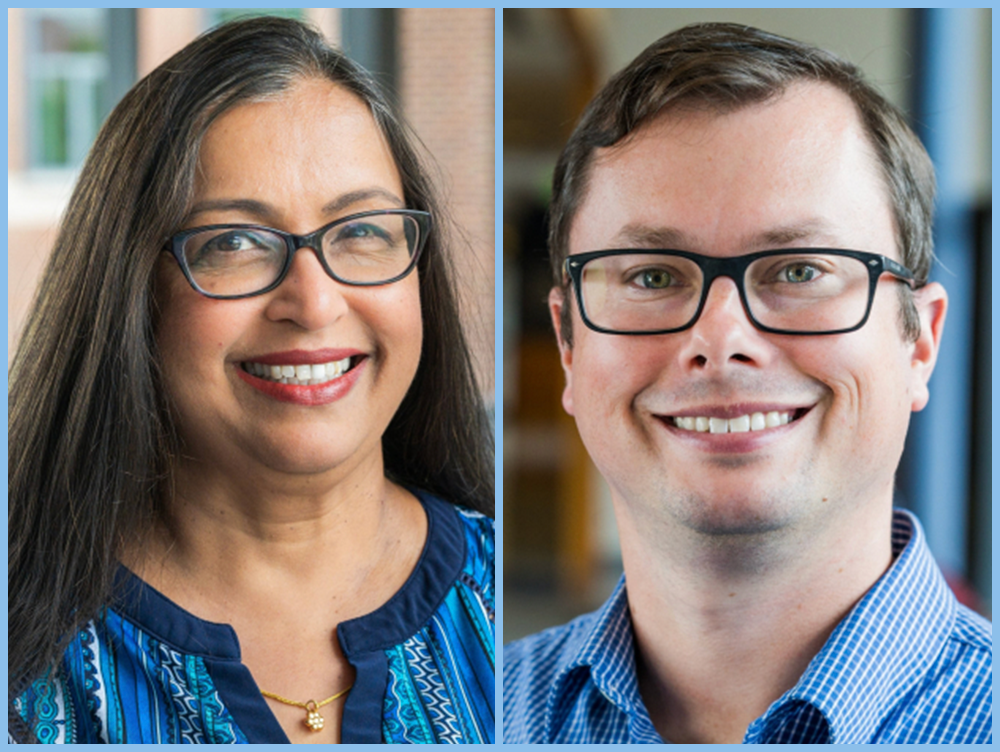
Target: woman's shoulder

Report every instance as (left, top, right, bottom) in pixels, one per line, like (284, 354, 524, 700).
(451, 504, 495, 617)
(453, 504, 495, 553)
(409, 488, 494, 613)
(413, 489, 493, 566)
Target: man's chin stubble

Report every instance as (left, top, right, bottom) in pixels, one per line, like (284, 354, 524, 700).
(648, 491, 805, 576)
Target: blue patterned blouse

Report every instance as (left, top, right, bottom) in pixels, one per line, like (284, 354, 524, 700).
(13, 491, 495, 743)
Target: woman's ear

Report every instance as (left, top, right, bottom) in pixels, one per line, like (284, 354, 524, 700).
(908, 282, 947, 412)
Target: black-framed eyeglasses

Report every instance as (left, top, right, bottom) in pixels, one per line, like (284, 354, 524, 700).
(166, 209, 431, 299)
(564, 248, 916, 336)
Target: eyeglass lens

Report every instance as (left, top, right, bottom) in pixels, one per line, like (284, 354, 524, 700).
(579, 252, 872, 333)
(180, 212, 422, 297)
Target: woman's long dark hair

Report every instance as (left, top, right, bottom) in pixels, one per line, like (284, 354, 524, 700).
(8, 16, 493, 740)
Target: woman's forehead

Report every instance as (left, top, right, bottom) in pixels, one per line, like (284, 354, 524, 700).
(192, 79, 403, 225)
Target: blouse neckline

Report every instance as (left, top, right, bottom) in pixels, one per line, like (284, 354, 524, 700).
(113, 489, 463, 658)
(111, 489, 466, 743)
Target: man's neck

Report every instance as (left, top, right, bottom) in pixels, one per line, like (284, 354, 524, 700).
(616, 497, 894, 744)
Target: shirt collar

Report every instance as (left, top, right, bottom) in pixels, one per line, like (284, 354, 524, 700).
(544, 576, 662, 742)
(544, 509, 954, 745)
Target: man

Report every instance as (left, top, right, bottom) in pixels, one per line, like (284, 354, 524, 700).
(503, 23, 991, 744)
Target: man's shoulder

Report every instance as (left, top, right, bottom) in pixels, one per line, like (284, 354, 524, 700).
(876, 603, 992, 743)
(951, 602, 992, 650)
(503, 610, 602, 742)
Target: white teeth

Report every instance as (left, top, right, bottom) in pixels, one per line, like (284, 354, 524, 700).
(244, 356, 353, 385)
(729, 415, 750, 433)
(673, 410, 796, 433)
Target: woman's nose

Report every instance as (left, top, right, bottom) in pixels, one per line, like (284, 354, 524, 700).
(264, 246, 350, 329)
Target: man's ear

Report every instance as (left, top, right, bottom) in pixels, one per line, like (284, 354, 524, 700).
(909, 281, 947, 412)
(549, 287, 575, 416)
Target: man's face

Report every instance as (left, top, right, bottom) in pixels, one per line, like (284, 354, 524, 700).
(552, 82, 945, 538)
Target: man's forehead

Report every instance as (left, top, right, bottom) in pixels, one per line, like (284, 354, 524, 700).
(569, 81, 893, 256)
(594, 81, 864, 160)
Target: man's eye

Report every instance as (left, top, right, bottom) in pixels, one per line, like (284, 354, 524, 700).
(781, 263, 820, 283)
(635, 268, 674, 289)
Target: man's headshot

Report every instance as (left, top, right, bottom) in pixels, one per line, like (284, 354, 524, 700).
(503, 17, 991, 744)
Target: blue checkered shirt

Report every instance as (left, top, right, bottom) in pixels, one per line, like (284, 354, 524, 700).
(503, 510, 992, 743)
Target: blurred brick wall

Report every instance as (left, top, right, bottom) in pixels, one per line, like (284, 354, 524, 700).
(8, 226, 58, 355)
(8, 9, 25, 172)
(398, 9, 495, 398)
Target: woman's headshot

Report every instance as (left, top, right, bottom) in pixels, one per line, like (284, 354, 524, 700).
(9, 14, 494, 744)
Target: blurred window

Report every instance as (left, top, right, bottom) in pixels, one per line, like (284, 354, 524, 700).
(207, 8, 304, 27)
(26, 8, 109, 168)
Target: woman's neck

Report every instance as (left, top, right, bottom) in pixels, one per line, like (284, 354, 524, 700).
(123, 449, 427, 624)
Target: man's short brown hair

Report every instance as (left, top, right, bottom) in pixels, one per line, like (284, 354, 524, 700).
(549, 22, 935, 344)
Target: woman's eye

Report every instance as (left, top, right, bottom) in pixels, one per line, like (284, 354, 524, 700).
(337, 222, 390, 242)
(635, 268, 673, 289)
(781, 263, 819, 283)
(205, 231, 261, 252)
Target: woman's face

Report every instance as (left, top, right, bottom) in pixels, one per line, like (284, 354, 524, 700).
(156, 78, 422, 482)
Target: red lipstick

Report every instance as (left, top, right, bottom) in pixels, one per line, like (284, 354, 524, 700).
(235, 353, 367, 406)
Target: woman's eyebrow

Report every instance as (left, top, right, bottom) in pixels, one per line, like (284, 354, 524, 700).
(186, 198, 275, 221)
(186, 189, 405, 223)
(322, 188, 405, 214)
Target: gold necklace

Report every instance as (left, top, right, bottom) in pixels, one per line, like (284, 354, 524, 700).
(260, 684, 353, 732)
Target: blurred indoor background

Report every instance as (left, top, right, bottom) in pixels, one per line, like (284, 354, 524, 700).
(7, 8, 495, 404)
(503, 8, 991, 641)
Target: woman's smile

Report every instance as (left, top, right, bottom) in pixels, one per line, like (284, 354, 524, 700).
(236, 353, 368, 406)
(239, 348, 362, 385)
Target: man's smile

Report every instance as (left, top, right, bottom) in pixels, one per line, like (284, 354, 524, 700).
(649, 402, 818, 454)
(666, 406, 813, 434)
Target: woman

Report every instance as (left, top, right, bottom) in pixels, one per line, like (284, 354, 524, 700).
(9, 17, 494, 744)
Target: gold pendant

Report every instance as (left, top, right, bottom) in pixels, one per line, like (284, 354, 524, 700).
(304, 701, 324, 732)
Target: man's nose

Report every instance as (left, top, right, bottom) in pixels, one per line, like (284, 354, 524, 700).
(264, 246, 350, 329)
(675, 276, 771, 371)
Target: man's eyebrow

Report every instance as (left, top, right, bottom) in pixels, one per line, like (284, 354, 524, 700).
(612, 224, 694, 249)
(186, 188, 405, 223)
(750, 221, 840, 248)
(609, 221, 842, 251)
